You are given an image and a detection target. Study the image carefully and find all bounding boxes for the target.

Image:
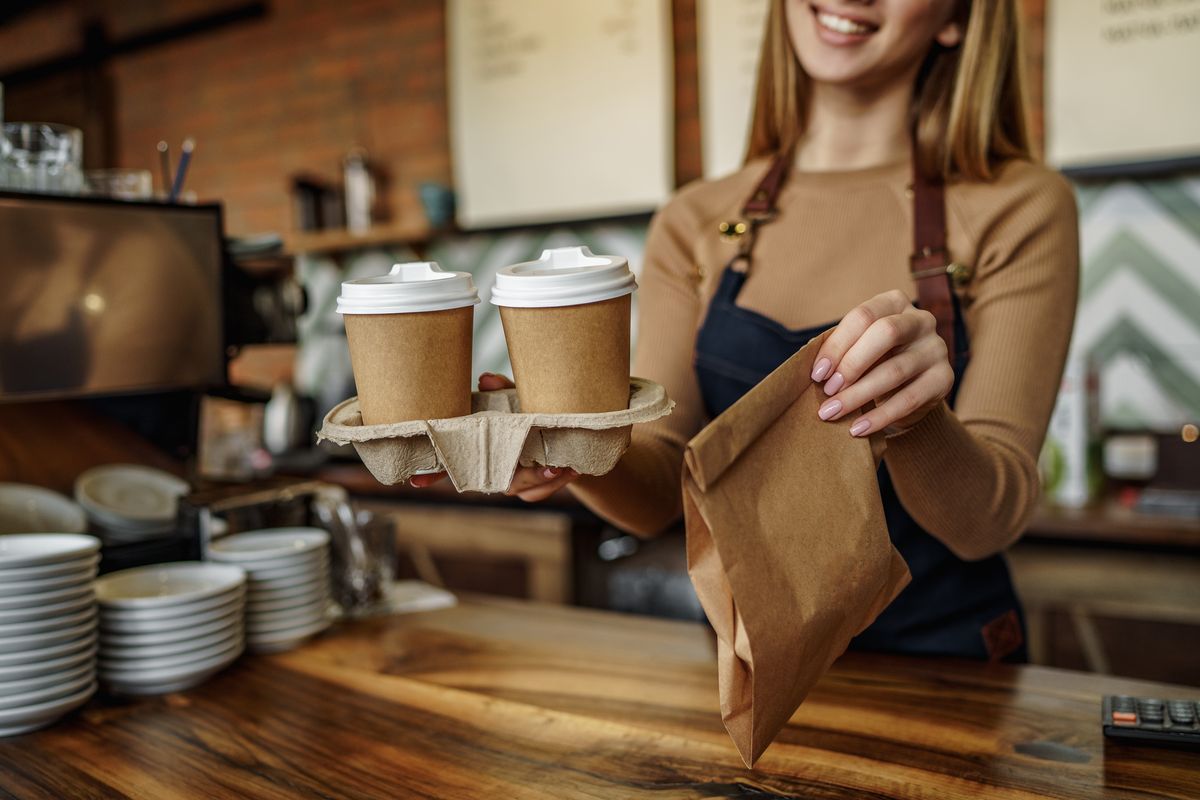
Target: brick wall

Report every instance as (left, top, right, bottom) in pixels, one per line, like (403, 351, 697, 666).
(1, 0, 1044, 238)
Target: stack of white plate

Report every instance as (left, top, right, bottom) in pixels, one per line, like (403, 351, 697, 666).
(0, 484, 88, 535)
(74, 465, 189, 546)
(207, 528, 333, 654)
(0, 534, 100, 737)
(95, 562, 246, 695)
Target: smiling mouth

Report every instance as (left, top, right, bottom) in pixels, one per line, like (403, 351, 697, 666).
(810, 4, 879, 36)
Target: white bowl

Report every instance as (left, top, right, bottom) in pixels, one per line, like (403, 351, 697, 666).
(0, 554, 99, 582)
(0, 593, 95, 626)
(0, 534, 100, 569)
(0, 569, 94, 598)
(99, 601, 243, 635)
(100, 624, 244, 662)
(0, 606, 95, 638)
(95, 562, 245, 609)
(100, 630, 243, 672)
(0, 619, 97, 655)
(0, 644, 95, 682)
(0, 669, 93, 711)
(99, 610, 240, 648)
(100, 641, 241, 684)
(246, 617, 331, 653)
(208, 528, 329, 562)
(0, 631, 97, 668)
(0, 681, 95, 737)
(0, 661, 93, 698)
(99, 588, 243, 623)
(0, 484, 88, 535)
(74, 464, 188, 525)
(102, 648, 240, 696)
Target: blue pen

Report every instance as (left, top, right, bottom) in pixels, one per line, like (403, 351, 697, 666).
(169, 138, 194, 202)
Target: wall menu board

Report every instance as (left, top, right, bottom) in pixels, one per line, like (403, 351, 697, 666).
(447, 0, 673, 229)
(1046, 0, 1200, 171)
(698, 0, 770, 179)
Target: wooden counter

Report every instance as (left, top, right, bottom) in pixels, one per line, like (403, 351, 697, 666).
(5, 596, 1197, 798)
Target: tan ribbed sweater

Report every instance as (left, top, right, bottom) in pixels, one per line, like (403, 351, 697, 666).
(570, 156, 1080, 560)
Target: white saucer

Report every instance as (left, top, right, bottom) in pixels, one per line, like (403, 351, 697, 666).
(0, 593, 95, 626)
(0, 644, 96, 682)
(0, 570, 94, 598)
(246, 586, 330, 615)
(74, 464, 188, 525)
(209, 527, 329, 560)
(212, 549, 327, 576)
(102, 650, 238, 696)
(100, 631, 243, 672)
(101, 624, 244, 661)
(99, 609, 240, 648)
(0, 619, 97, 655)
(246, 617, 331, 653)
(0, 661, 93, 698)
(0, 535, 100, 569)
(100, 642, 242, 685)
(0, 632, 97, 668)
(242, 554, 329, 582)
(0, 484, 88, 535)
(0, 606, 96, 638)
(0, 583, 93, 612)
(0, 670, 93, 711)
(0, 681, 95, 737)
(0, 554, 99, 582)
(99, 589, 242, 624)
(247, 574, 328, 602)
(95, 562, 245, 609)
(99, 600, 243, 635)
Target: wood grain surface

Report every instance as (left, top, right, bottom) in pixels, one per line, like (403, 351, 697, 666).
(2, 596, 1197, 799)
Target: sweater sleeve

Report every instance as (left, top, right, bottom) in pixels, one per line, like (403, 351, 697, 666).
(568, 193, 711, 535)
(883, 164, 1080, 560)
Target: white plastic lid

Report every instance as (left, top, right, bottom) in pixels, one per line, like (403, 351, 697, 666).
(337, 262, 480, 314)
(489, 246, 636, 308)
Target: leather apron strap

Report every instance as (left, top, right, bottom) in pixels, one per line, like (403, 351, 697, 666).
(730, 144, 960, 364)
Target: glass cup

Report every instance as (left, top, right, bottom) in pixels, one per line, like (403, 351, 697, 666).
(2, 122, 84, 194)
(86, 169, 153, 200)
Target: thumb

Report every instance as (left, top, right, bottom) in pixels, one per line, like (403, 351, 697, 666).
(479, 372, 516, 391)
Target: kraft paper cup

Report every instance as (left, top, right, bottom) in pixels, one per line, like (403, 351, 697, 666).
(338, 262, 480, 425)
(491, 246, 635, 414)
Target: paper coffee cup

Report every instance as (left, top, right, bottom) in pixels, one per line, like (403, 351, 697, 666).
(337, 262, 479, 425)
(491, 246, 636, 414)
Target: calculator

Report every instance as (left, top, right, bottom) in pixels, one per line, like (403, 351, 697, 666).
(1102, 695, 1200, 750)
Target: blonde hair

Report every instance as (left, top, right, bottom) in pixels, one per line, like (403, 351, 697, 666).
(745, 0, 1032, 180)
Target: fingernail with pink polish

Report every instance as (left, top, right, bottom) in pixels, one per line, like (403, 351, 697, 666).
(850, 419, 871, 437)
(824, 372, 845, 396)
(543, 467, 560, 479)
(818, 399, 842, 421)
(811, 358, 832, 382)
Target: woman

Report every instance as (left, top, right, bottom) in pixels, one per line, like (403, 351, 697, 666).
(422, 0, 1079, 661)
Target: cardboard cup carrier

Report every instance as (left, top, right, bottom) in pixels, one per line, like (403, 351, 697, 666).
(491, 246, 635, 413)
(338, 262, 479, 425)
(325, 252, 672, 493)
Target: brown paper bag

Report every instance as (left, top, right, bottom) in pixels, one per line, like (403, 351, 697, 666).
(683, 330, 911, 767)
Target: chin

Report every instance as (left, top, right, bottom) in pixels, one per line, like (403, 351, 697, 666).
(790, 0, 890, 87)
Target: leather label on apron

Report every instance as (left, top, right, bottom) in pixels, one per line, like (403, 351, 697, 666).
(982, 609, 1024, 662)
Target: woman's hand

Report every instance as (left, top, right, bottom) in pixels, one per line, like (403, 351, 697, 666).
(407, 372, 581, 501)
(810, 290, 954, 437)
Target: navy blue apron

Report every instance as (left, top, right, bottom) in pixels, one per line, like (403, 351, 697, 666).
(693, 153, 1027, 662)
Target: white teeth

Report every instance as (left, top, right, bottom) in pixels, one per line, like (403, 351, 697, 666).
(816, 10, 872, 35)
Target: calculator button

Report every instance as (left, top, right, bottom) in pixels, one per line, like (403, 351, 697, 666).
(1168, 702, 1195, 725)
(1111, 711, 1137, 723)
(1112, 696, 1136, 711)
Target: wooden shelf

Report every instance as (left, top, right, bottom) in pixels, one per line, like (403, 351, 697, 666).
(1027, 496, 1200, 549)
(287, 221, 433, 256)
